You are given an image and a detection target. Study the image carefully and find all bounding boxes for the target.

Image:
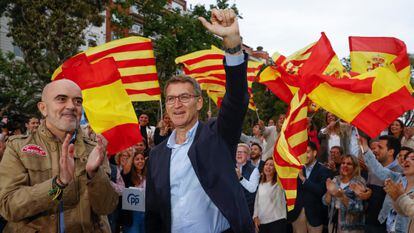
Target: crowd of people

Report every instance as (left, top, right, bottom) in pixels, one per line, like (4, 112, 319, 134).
(1, 108, 414, 233)
(0, 7, 414, 233)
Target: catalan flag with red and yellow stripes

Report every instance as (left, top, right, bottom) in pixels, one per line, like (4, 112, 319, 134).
(273, 90, 308, 211)
(349, 36, 413, 93)
(300, 33, 414, 137)
(52, 36, 161, 101)
(175, 45, 263, 110)
(56, 54, 142, 154)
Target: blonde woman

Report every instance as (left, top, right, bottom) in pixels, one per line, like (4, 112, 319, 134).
(253, 158, 287, 233)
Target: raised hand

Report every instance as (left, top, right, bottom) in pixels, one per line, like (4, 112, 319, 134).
(384, 178, 405, 201)
(86, 134, 108, 178)
(358, 134, 369, 154)
(59, 133, 75, 185)
(298, 169, 305, 183)
(198, 8, 241, 49)
(326, 178, 338, 195)
(235, 166, 242, 179)
(350, 182, 371, 200)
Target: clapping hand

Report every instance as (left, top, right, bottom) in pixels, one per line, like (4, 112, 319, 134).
(384, 178, 405, 201)
(326, 178, 344, 198)
(350, 182, 371, 200)
(59, 134, 75, 185)
(298, 169, 305, 183)
(86, 134, 108, 178)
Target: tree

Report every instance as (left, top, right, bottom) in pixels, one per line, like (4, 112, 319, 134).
(129, 0, 235, 123)
(1, 0, 109, 81)
(0, 0, 131, 116)
(0, 52, 41, 117)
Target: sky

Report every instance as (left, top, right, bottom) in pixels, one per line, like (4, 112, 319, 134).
(186, 0, 414, 59)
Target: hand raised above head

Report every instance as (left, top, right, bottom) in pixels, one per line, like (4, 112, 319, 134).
(198, 8, 241, 50)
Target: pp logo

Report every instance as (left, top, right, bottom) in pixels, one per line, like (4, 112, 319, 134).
(127, 193, 140, 205)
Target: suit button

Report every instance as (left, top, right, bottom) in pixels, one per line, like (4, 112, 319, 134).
(50, 214, 56, 220)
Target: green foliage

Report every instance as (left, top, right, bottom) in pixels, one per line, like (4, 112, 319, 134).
(0, 0, 115, 116)
(0, 52, 41, 116)
(341, 56, 351, 72)
(129, 0, 232, 124)
(1, 0, 108, 81)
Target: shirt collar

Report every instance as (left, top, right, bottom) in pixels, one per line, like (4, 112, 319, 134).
(305, 160, 317, 170)
(386, 159, 399, 169)
(167, 121, 199, 149)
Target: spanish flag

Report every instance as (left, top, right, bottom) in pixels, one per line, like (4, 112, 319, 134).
(57, 54, 142, 154)
(175, 45, 262, 110)
(300, 33, 414, 137)
(349, 36, 413, 93)
(53, 36, 161, 101)
(273, 90, 308, 211)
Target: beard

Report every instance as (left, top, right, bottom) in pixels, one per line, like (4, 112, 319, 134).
(251, 153, 261, 160)
(48, 114, 79, 133)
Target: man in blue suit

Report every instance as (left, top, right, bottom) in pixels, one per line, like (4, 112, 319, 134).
(145, 8, 254, 233)
(288, 141, 332, 233)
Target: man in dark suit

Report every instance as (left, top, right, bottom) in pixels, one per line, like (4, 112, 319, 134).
(288, 141, 331, 233)
(145, 8, 254, 233)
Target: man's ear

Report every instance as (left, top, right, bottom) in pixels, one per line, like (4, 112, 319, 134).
(37, 102, 47, 117)
(196, 97, 203, 111)
(388, 149, 395, 158)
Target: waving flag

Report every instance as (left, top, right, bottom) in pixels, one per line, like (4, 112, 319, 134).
(56, 54, 142, 154)
(175, 45, 262, 110)
(349, 36, 413, 93)
(273, 91, 308, 211)
(53, 36, 161, 101)
(300, 33, 414, 137)
(257, 43, 315, 103)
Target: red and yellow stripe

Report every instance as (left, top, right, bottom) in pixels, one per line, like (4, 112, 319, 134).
(175, 45, 263, 111)
(273, 91, 308, 211)
(301, 33, 414, 137)
(57, 54, 142, 154)
(257, 42, 314, 103)
(53, 36, 161, 101)
(349, 36, 413, 93)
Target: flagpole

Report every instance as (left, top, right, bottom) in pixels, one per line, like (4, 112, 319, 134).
(159, 99, 163, 120)
(255, 108, 260, 121)
(208, 96, 211, 112)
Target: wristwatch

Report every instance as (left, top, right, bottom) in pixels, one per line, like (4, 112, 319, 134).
(225, 44, 242, 54)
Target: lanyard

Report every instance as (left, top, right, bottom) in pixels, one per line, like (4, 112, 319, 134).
(59, 201, 65, 233)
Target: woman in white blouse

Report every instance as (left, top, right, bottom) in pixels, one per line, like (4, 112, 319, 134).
(253, 158, 287, 233)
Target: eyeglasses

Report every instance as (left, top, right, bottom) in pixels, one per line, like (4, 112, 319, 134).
(165, 93, 199, 105)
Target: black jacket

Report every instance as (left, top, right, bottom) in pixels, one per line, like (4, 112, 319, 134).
(145, 55, 254, 233)
(288, 162, 331, 226)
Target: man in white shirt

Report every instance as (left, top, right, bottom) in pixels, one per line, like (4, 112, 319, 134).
(236, 143, 260, 215)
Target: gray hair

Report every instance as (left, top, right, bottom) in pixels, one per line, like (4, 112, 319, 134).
(164, 75, 202, 96)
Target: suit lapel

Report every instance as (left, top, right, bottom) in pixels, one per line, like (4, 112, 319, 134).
(158, 143, 172, 195)
(187, 121, 203, 178)
(307, 162, 319, 181)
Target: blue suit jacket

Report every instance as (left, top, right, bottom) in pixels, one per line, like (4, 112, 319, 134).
(145, 55, 254, 233)
(287, 162, 331, 227)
